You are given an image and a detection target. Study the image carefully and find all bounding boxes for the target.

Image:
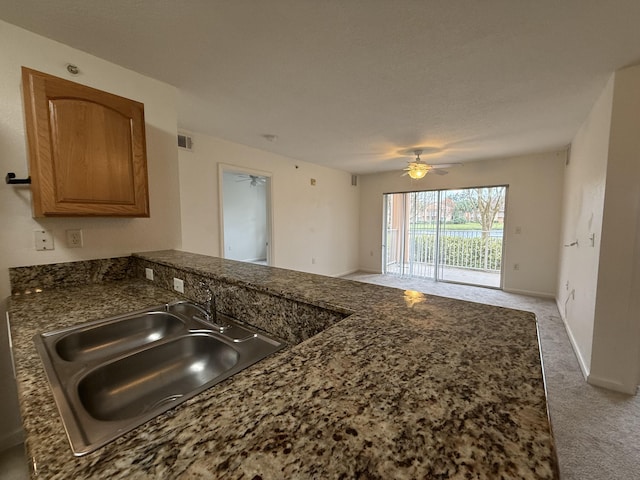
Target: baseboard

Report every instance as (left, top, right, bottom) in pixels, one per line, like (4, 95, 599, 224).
(587, 373, 638, 395)
(555, 297, 590, 381)
(0, 428, 23, 451)
(555, 299, 639, 395)
(243, 257, 266, 263)
(502, 287, 555, 298)
(331, 268, 360, 278)
(343, 268, 382, 276)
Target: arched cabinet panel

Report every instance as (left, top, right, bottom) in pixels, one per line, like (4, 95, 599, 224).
(22, 67, 149, 217)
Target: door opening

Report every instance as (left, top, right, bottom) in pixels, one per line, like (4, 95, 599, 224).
(219, 164, 273, 266)
(383, 186, 506, 288)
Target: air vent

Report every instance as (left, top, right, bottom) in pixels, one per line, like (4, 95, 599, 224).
(177, 133, 193, 151)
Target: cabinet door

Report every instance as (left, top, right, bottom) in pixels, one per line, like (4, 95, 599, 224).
(22, 67, 150, 217)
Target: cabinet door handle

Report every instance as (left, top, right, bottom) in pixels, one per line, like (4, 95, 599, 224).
(5, 172, 31, 185)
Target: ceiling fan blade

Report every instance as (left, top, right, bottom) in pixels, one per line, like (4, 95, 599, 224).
(432, 169, 449, 175)
(428, 163, 462, 169)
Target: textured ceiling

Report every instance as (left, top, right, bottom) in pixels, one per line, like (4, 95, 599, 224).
(2, 0, 640, 174)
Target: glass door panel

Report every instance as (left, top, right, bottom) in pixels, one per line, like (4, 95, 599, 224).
(383, 193, 406, 275)
(407, 190, 438, 279)
(437, 187, 505, 287)
(383, 185, 506, 288)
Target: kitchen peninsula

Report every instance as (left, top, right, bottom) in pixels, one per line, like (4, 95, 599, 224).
(8, 250, 558, 479)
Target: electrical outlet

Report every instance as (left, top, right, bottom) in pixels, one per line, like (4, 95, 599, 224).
(311, 257, 316, 264)
(173, 278, 184, 293)
(513, 263, 520, 271)
(34, 230, 54, 251)
(145, 268, 154, 281)
(66, 229, 83, 248)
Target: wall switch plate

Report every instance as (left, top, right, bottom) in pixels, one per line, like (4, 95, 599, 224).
(34, 230, 54, 251)
(66, 229, 83, 248)
(145, 268, 154, 281)
(173, 277, 184, 293)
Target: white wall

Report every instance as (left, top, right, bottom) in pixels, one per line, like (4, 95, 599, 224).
(559, 64, 640, 394)
(0, 21, 182, 299)
(179, 133, 359, 277)
(556, 76, 613, 378)
(222, 172, 267, 262)
(359, 151, 565, 296)
(0, 21, 182, 446)
(590, 66, 640, 392)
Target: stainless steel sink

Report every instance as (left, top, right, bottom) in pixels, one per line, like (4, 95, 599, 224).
(34, 301, 285, 456)
(78, 334, 239, 422)
(55, 311, 185, 362)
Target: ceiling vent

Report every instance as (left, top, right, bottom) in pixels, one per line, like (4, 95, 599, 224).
(177, 133, 193, 151)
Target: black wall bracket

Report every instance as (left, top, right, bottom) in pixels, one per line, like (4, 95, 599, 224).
(5, 172, 31, 185)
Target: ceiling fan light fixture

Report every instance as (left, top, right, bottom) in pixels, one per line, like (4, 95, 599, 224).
(407, 162, 429, 179)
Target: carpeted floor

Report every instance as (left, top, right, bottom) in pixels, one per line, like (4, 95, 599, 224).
(342, 271, 640, 480)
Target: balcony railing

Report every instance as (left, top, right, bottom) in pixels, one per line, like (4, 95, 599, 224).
(385, 228, 503, 277)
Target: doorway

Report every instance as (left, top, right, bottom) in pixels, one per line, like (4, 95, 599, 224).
(383, 186, 506, 288)
(219, 164, 272, 265)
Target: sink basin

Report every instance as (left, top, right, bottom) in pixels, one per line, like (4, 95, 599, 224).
(33, 302, 285, 456)
(55, 312, 185, 362)
(78, 334, 239, 421)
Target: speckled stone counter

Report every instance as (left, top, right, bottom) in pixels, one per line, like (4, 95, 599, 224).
(8, 250, 559, 479)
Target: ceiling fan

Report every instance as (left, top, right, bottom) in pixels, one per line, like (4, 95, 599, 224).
(235, 174, 267, 187)
(403, 149, 461, 179)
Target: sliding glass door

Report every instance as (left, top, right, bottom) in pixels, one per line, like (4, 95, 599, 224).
(383, 190, 438, 278)
(383, 186, 506, 288)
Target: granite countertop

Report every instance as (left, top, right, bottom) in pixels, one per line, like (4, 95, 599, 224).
(8, 250, 558, 479)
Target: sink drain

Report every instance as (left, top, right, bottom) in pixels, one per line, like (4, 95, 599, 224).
(147, 394, 184, 412)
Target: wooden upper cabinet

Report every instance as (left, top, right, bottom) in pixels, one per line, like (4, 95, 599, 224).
(22, 67, 150, 217)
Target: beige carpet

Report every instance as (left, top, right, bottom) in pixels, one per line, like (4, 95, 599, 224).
(342, 271, 640, 480)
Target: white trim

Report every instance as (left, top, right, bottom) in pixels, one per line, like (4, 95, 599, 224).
(556, 298, 590, 380)
(503, 287, 555, 298)
(218, 163, 274, 266)
(338, 268, 381, 276)
(587, 374, 638, 395)
(357, 268, 383, 274)
(330, 268, 360, 278)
